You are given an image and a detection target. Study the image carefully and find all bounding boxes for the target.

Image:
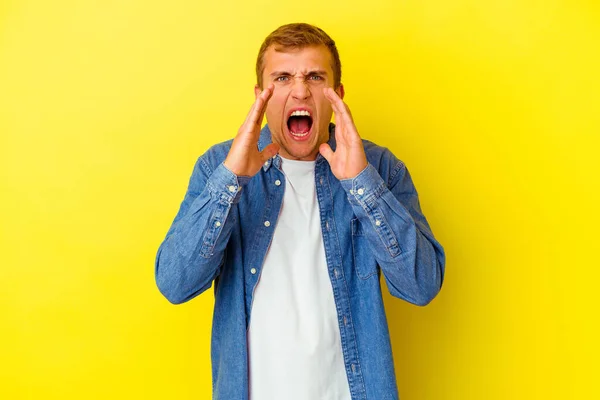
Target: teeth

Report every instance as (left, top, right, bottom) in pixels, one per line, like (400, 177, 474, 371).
(290, 110, 311, 117)
(290, 131, 309, 137)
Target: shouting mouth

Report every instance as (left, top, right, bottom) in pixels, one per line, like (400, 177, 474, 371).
(287, 109, 313, 141)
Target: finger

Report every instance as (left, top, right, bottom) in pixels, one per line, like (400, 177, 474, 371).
(323, 88, 345, 134)
(260, 142, 280, 162)
(325, 88, 353, 121)
(324, 87, 349, 119)
(319, 143, 334, 163)
(324, 90, 349, 140)
(323, 87, 344, 116)
(241, 84, 272, 129)
(250, 84, 274, 128)
(331, 89, 354, 125)
(255, 94, 272, 128)
(242, 92, 260, 126)
(340, 103, 356, 128)
(324, 87, 355, 126)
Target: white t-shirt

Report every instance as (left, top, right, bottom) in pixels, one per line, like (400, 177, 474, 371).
(247, 157, 351, 400)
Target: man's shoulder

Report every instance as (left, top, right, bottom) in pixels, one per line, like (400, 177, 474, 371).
(196, 139, 234, 170)
(361, 138, 404, 170)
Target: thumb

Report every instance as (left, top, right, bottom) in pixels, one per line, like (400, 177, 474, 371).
(319, 143, 334, 163)
(260, 143, 280, 162)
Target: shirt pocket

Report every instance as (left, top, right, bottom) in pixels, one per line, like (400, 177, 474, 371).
(351, 218, 379, 280)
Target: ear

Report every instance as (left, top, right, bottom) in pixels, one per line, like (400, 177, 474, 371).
(335, 84, 345, 100)
(254, 84, 261, 99)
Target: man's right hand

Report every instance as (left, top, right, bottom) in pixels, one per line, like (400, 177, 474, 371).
(223, 84, 280, 177)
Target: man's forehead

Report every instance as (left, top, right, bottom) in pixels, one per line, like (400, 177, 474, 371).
(263, 45, 333, 72)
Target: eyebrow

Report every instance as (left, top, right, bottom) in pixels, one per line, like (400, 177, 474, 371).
(269, 70, 329, 77)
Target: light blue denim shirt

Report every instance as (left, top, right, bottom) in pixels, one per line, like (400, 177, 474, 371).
(155, 123, 445, 400)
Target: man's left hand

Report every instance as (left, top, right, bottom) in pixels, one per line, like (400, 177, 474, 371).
(319, 88, 368, 180)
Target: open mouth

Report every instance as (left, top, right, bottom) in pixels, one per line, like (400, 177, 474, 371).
(287, 110, 313, 139)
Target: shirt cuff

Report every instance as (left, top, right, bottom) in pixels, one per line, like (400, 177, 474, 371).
(206, 163, 251, 204)
(340, 163, 387, 206)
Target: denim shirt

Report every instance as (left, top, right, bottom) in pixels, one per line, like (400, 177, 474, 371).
(155, 123, 446, 400)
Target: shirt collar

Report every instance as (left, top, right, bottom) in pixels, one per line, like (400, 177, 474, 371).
(259, 123, 337, 172)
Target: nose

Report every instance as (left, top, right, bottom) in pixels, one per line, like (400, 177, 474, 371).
(290, 76, 310, 101)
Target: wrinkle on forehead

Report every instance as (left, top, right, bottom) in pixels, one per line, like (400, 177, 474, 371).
(263, 46, 334, 76)
(269, 69, 329, 78)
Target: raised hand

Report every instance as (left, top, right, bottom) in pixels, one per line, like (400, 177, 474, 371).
(223, 84, 280, 177)
(319, 87, 368, 180)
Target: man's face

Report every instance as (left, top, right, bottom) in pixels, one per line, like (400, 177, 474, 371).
(256, 45, 344, 161)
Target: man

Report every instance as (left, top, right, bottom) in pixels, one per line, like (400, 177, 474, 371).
(156, 23, 445, 400)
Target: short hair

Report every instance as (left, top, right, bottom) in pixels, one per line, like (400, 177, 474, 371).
(256, 23, 342, 89)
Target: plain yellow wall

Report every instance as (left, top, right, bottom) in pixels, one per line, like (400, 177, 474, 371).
(1, 1, 598, 399)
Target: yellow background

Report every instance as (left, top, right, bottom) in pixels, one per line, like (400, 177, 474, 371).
(1, 0, 598, 398)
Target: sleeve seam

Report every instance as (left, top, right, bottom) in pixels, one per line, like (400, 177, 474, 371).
(199, 155, 214, 177)
(388, 159, 405, 186)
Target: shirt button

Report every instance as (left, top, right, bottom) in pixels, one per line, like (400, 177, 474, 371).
(228, 185, 236, 193)
(357, 188, 365, 195)
(215, 221, 221, 227)
(264, 161, 269, 167)
(250, 268, 257, 274)
(319, 176, 324, 185)
(375, 220, 381, 226)
(275, 179, 281, 186)
(349, 189, 354, 195)
(264, 221, 271, 227)
(325, 221, 330, 231)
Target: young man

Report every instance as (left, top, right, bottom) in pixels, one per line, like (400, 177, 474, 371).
(156, 23, 445, 400)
